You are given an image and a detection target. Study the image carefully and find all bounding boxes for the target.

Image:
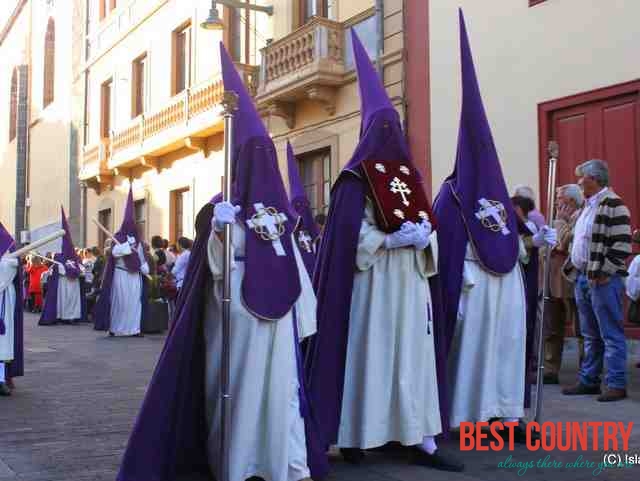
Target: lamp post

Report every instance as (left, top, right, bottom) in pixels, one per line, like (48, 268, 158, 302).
(201, 0, 273, 30)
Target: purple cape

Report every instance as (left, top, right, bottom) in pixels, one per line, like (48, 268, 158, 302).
(432, 9, 527, 410)
(287, 141, 319, 278)
(93, 187, 145, 331)
(0, 223, 24, 378)
(305, 30, 449, 448)
(116, 203, 329, 481)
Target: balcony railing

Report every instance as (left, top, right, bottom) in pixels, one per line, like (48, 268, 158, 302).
(81, 73, 231, 184)
(256, 16, 346, 123)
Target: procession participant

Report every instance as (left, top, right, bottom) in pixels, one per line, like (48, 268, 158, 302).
(305, 30, 460, 471)
(287, 141, 320, 278)
(25, 256, 48, 312)
(115, 43, 327, 481)
(432, 10, 556, 439)
(93, 188, 150, 337)
(0, 223, 24, 396)
(40, 207, 87, 325)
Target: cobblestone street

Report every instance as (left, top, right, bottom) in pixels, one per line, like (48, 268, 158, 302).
(0, 313, 638, 481)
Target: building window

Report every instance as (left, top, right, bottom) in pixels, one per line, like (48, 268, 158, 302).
(134, 199, 146, 241)
(172, 22, 192, 95)
(98, 208, 112, 250)
(345, 17, 377, 69)
(99, 0, 117, 21)
(301, 0, 329, 24)
(170, 187, 193, 242)
(100, 78, 112, 139)
(529, 0, 548, 6)
(131, 53, 147, 118)
(9, 69, 18, 142)
(43, 18, 55, 108)
(298, 148, 331, 216)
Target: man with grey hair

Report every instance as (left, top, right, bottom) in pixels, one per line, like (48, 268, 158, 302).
(562, 159, 632, 402)
(543, 184, 585, 384)
(513, 185, 546, 230)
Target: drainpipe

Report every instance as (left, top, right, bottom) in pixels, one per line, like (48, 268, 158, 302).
(80, 0, 90, 246)
(375, 0, 384, 78)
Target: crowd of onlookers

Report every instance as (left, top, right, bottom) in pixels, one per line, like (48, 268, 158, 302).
(21, 236, 194, 322)
(511, 159, 640, 402)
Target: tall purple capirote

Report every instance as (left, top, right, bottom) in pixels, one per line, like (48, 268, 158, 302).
(305, 29, 450, 449)
(219, 42, 301, 320)
(60, 207, 81, 278)
(114, 187, 142, 273)
(287, 141, 319, 278)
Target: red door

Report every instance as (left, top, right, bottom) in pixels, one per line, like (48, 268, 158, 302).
(539, 80, 640, 338)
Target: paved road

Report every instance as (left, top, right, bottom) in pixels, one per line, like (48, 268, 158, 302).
(0, 314, 638, 481)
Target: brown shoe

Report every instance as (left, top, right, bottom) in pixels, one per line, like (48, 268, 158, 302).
(562, 382, 601, 395)
(597, 388, 627, 402)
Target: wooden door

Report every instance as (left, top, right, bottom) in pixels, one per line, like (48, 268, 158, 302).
(539, 81, 640, 338)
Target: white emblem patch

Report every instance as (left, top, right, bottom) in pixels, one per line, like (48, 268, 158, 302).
(399, 165, 410, 175)
(375, 163, 387, 173)
(389, 177, 412, 207)
(474, 198, 510, 235)
(246, 203, 288, 256)
(393, 209, 405, 220)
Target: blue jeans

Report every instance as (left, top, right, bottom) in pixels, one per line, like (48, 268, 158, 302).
(575, 274, 627, 389)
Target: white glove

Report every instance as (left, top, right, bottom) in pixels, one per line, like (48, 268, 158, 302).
(413, 220, 432, 250)
(532, 225, 557, 248)
(384, 222, 418, 249)
(126, 235, 137, 246)
(213, 202, 242, 232)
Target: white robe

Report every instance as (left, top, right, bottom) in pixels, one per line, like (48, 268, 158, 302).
(0, 257, 18, 362)
(448, 242, 527, 428)
(109, 243, 149, 336)
(337, 200, 442, 449)
(204, 221, 316, 481)
(56, 265, 82, 320)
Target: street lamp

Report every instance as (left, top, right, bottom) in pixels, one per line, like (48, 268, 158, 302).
(201, 0, 274, 30)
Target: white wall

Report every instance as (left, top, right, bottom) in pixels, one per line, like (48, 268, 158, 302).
(429, 0, 640, 202)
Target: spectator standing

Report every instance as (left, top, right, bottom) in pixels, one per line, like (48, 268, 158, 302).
(163, 239, 176, 270)
(513, 185, 546, 230)
(562, 159, 632, 402)
(25, 257, 48, 313)
(625, 229, 640, 369)
(544, 184, 585, 384)
(171, 237, 192, 291)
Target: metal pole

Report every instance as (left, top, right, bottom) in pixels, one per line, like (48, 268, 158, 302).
(534, 140, 559, 424)
(219, 91, 238, 481)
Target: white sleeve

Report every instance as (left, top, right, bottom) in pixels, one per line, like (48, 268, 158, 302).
(0, 257, 18, 291)
(292, 237, 317, 340)
(626, 257, 640, 301)
(58, 264, 67, 276)
(415, 232, 438, 279)
(112, 242, 133, 258)
(355, 200, 387, 271)
(207, 229, 236, 281)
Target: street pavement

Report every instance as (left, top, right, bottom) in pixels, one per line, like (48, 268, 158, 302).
(0, 313, 638, 481)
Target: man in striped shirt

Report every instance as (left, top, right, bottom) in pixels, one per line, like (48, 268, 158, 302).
(562, 159, 632, 402)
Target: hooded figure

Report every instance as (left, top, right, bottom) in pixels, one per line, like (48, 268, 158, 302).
(39, 207, 87, 325)
(287, 141, 320, 278)
(433, 10, 554, 437)
(0, 223, 24, 395)
(116, 43, 328, 481)
(93, 187, 149, 336)
(305, 30, 461, 471)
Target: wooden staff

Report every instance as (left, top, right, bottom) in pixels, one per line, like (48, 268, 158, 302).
(534, 140, 559, 424)
(29, 252, 64, 269)
(7, 229, 65, 258)
(92, 218, 120, 244)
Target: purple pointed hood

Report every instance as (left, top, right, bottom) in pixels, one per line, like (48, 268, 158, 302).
(287, 141, 319, 277)
(219, 42, 301, 320)
(344, 29, 411, 172)
(59, 207, 81, 278)
(114, 187, 142, 272)
(0, 223, 14, 257)
(434, 9, 518, 275)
